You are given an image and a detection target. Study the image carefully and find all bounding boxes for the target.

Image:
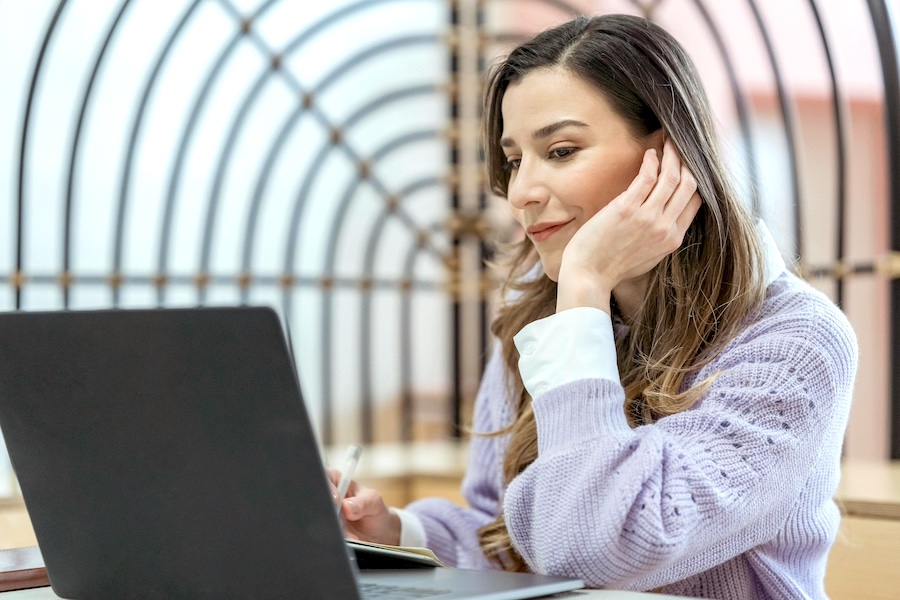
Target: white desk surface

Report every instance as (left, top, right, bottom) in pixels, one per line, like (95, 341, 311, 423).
(1, 586, 692, 599)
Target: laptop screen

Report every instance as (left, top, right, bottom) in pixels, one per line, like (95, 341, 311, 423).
(0, 307, 361, 599)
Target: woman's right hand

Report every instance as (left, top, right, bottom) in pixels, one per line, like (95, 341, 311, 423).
(326, 467, 401, 546)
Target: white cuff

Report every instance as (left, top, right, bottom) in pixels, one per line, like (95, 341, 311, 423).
(513, 307, 619, 400)
(392, 508, 427, 547)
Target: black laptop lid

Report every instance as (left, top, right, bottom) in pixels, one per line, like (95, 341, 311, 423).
(0, 307, 360, 599)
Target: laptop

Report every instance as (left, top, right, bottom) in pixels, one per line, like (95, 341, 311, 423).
(0, 307, 584, 599)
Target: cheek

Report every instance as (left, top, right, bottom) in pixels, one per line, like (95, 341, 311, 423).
(573, 175, 631, 218)
(569, 164, 638, 217)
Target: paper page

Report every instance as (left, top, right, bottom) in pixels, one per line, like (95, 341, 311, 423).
(345, 539, 447, 567)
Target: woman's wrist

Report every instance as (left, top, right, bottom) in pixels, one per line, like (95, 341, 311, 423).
(556, 267, 614, 314)
(387, 508, 403, 546)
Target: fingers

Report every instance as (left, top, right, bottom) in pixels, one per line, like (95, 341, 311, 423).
(629, 139, 700, 260)
(340, 495, 402, 546)
(624, 147, 661, 203)
(326, 467, 341, 490)
(326, 467, 360, 504)
(676, 192, 702, 234)
(626, 138, 689, 211)
(652, 140, 699, 246)
(662, 163, 698, 218)
(643, 138, 682, 208)
(645, 138, 695, 211)
(326, 467, 340, 485)
(325, 467, 340, 501)
(341, 487, 385, 521)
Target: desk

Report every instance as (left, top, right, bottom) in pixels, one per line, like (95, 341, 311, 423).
(2, 447, 896, 599)
(826, 460, 900, 600)
(0, 585, 692, 599)
(835, 459, 900, 518)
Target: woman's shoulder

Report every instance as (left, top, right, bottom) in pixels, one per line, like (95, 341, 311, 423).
(729, 270, 858, 365)
(761, 271, 852, 325)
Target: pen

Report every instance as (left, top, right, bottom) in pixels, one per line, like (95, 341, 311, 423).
(335, 444, 362, 512)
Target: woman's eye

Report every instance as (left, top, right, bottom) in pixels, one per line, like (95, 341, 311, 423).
(502, 158, 521, 171)
(549, 147, 576, 159)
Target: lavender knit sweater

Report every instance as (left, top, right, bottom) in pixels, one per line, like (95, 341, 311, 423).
(405, 272, 858, 598)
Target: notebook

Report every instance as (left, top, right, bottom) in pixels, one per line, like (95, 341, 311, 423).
(0, 307, 584, 599)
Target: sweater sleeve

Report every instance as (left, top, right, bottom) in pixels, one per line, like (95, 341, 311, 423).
(403, 341, 510, 569)
(503, 295, 858, 590)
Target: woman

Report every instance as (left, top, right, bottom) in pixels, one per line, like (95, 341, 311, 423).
(329, 14, 857, 598)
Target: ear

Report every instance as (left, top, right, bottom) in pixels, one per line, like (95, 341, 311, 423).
(645, 128, 665, 155)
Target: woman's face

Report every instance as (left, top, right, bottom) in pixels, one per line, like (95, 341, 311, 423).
(500, 67, 657, 281)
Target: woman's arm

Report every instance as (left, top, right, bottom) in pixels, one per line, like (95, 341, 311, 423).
(503, 287, 858, 589)
(402, 342, 512, 568)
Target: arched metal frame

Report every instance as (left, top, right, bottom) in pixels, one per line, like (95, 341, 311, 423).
(16, 0, 71, 309)
(13, 0, 461, 449)
(866, 0, 900, 459)
(7, 0, 900, 454)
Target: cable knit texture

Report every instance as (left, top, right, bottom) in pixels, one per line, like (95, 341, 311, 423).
(406, 272, 857, 598)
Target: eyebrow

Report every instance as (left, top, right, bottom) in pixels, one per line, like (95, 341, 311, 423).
(500, 119, 590, 148)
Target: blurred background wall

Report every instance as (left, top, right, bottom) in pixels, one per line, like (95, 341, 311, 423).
(1, 0, 899, 502)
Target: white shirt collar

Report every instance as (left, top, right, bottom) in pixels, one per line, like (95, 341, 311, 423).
(756, 219, 786, 286)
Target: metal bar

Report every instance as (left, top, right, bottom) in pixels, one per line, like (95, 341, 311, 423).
(241, 85, 439, 305)
(359, 212, 389, 445)
(197, 65, 274, 304)
(238, 105, 305, 306)
(865, 0, 900, 459)
(16, 0, 70, 310)
(746, 0, 804, 260)
(229, 33, 436, 286)
(400, 262, 414, 443)
(400, 234, 428, 443)
(65, 0, 134, 309)
(477, 0, 490, 376)
(284, 121, 440, 292)
(16, 254, 900, 290)
(690, 0, 762, 215)
(360, 176, 444, 442)
(807, 0, 848, 307)
(231, 1, 439, 210)
(318, 130, 444, 443)
(113, 0, 205, 307)
(449, 0, 463, 438)
(315, 129, 444, 283)
(809, 0, 847, 306)
(260, 0, 436, 445)
(1, 272, 442, 290)
(206, 31, 439, 304)
(156, 33, 244, 304)
(321, 283, 336, 446)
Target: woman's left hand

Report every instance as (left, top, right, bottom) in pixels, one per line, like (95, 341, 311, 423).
(556, 138, 701, 313)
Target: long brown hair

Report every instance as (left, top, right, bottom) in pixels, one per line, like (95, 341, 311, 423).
(477, 14, 767, 571)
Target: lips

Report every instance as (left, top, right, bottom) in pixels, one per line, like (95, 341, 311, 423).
(527, 220, 573, 243)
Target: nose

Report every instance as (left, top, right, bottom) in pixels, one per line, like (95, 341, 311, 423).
(506, 161, 549, 210)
